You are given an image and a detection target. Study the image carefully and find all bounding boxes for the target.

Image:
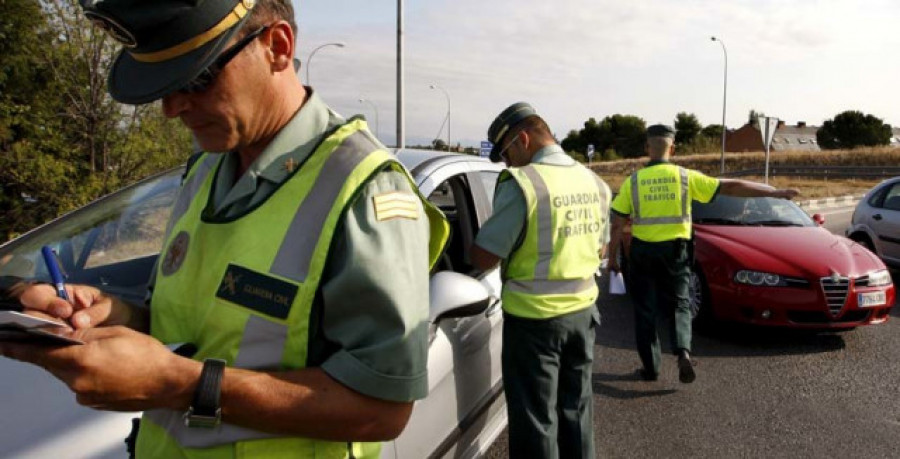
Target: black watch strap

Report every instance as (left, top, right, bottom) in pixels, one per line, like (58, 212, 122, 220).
(184, 358, 226, 428)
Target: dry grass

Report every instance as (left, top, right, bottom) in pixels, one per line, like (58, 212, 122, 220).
(590, 147, 899, 199)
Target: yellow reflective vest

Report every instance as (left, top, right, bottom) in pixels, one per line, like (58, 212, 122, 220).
(501, 162, 609, 319)
(611, 163, 719, 242)
(137, 119, 448, 459)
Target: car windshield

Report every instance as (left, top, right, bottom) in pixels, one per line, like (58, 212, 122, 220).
(692, 195, 814, 227)
(0, 168, 183, 304)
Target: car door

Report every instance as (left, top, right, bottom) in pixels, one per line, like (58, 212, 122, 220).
(873, 181, 900, 265)
(0, 168, 183, 459)
(388, 158, 506, 459)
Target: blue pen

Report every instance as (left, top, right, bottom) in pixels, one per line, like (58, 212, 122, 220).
(41, 246, 70, 301)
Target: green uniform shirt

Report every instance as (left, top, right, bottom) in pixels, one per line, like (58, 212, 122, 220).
(610, 160, 720, 242)
(475, 145, 610, 258)
(153, 89, 431, 401)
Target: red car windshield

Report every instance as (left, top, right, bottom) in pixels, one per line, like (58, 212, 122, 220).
(692, 196, 815, 227)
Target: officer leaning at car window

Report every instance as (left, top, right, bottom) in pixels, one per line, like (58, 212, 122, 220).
(0, 1, 449, 458)
(607, 124, 799, 384)
(470, 102, 611, 459)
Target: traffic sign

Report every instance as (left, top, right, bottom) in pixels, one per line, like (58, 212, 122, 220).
(757, 116, 779, 150)
(479, 141, 492, 158)
(757, 116, 779, 184)
(586, 144, 595, 158)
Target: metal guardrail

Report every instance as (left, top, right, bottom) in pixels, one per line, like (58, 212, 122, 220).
(724, 165, 900, 179)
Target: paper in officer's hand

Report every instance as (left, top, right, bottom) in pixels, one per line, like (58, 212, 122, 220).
(609, 270, 626, 295)
(0, 310, 83, 345)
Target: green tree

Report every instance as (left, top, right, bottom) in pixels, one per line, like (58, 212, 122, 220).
(0, 0, 189, 242)
(748, 109, 764, 126)
(817, 110, 892, 149)
(596, 114, 646, 158)
(701, 124, 723, 139)
(674, 112, 702, 145)
(561, 115, 646, 159)
(431, 138, 447, 151)
(561, 129, 583, 154)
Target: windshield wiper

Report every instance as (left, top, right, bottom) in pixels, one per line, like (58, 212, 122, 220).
(744, 220, 804, 227)
(693, 217, 747, 225)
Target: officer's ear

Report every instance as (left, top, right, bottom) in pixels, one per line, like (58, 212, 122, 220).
(265, 21, 295, 73)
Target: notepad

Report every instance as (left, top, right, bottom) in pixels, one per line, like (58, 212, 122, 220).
(0, 310, 83, 345)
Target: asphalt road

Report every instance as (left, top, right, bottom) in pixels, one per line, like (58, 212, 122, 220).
(486, 204, 900, 458)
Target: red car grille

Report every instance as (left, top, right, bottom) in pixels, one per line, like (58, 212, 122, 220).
(820, 276, 850, 316)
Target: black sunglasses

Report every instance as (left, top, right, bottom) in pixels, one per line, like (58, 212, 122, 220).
(179, 25, 269, 94)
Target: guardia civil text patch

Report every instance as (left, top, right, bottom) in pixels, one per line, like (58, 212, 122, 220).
(216, 264, 298, 320)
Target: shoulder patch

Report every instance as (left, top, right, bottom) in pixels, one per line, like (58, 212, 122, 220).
(373, 191, 420, 221)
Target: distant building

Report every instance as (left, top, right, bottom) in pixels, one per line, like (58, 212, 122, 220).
(725, 121, 820, 152)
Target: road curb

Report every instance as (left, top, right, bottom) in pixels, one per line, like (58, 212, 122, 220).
(797, 194, 865, 210)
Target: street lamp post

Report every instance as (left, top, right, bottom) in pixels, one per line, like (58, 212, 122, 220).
(305, 42, 345, 86)
(711, 36, 728, 175)
(429, 84, 450, 151)
(358, 98, 380, 141)
(397, 0, 405, 150)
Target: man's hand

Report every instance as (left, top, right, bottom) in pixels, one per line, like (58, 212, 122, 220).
(16, 283, 146, 331)
(607, 257, 621, 274)
(773, 188, 800, 200)
(0, 326, 199, 412)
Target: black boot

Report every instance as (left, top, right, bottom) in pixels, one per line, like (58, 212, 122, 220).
(677, 349, 696, 384)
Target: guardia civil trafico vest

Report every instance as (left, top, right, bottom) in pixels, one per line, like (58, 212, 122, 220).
(137, 118, 449, 459)
(628, 164, 691, 242)
(501, 162, 608, 319)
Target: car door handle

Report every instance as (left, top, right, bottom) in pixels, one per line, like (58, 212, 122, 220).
(873, 214, 882, 221)
(485, 297, 502, 317)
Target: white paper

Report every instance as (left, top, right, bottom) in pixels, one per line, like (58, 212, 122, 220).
(609, 271, 626, 295)
(0, 310, 82, 344)
(0, 310, 68, 329)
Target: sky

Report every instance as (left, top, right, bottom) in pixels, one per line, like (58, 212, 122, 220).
(296, 0, 900, 148)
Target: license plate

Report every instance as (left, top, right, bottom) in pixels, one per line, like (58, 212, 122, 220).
(858, 291, 887, 308)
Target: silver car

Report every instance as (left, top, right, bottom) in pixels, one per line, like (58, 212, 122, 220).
(0, 149, 507, 458)
(846, 176, 900, 269)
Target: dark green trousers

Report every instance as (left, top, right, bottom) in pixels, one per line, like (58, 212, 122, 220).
(502, 305, 600, 459)
(628, 238, 692, 375)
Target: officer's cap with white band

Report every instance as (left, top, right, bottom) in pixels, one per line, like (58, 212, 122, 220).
(487, 102, 539, 163)
(80, 0, 257, 104)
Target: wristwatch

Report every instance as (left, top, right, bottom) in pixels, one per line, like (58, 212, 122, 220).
(184, 358, 226, 428)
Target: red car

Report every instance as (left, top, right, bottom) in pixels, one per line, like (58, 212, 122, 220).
(620, 195, 895, 329)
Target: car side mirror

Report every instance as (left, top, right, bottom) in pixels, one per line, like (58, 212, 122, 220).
(812, 213, 825, 226)
(429, 271, 490, 323)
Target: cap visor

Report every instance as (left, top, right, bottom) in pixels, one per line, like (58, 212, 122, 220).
(107, 24, 244, 104)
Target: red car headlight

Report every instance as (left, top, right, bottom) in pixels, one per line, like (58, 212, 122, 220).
(734, 270, 786, 287)
(867, 270, 892, 287)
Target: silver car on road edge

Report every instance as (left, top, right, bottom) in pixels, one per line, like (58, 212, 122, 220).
(847, 176, 900, 269)
(0, 149, 507, 458)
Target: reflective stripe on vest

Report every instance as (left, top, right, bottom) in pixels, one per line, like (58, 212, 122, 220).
(506, 277, 597, 295)
(271, 132, 384, 282)
(521, 166, 554, 278)
(630, 166, 689, 225)
(164, 154, 219, 238)
(501, 162, 607, 319)
(139, 118, 447, 457)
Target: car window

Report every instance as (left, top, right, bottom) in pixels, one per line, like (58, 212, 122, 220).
(883, 183, 900, 211)
(0, 169, 182, 302)
(693, 196, 814, 227)
(428, 174, 478, 274)
(479, 171, 500, 197)
(868, 185, 888, 207)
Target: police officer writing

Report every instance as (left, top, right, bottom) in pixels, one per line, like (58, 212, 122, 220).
(607, 124, 799, 384)
(470, 103, 611, 459)
(0, 1, 448, 458)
